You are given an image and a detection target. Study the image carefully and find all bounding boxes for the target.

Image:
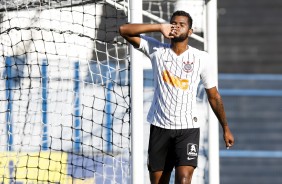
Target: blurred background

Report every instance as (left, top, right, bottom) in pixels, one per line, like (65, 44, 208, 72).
(217, 0, 282, 183)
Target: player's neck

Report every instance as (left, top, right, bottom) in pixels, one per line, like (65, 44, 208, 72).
(171, 41, 189, 56)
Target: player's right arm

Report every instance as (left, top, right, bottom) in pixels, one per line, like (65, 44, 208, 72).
(119, 23, 175, 48)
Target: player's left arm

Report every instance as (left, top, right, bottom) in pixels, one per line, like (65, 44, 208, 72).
(205, 87, 235, 149)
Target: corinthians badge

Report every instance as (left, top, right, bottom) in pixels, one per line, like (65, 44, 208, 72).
(183, 61, 194, 73)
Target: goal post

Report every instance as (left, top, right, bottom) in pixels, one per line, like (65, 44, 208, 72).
(206, 0, 220, 183)
(128, 0, 144, 184)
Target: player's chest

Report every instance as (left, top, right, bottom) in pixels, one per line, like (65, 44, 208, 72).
(156, 51, 199, 77)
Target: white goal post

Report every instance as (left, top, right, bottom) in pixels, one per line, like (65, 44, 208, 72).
(205, 1, 220, 183)
(128, 1, 144, 184)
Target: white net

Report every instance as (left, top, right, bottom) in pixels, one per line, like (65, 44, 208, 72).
(0, 0, 130, 183)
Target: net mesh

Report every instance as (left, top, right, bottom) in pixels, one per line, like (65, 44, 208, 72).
(0, 0, 130, 183)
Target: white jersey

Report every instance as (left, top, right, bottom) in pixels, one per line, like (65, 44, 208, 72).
(138, 35, 217, 129)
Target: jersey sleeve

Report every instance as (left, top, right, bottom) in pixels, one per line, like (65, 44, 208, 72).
(137, 35, 162, 58)
(200, 52, 217, 89)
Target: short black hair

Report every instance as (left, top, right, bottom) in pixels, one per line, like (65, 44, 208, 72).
(170, 10, 193, 29)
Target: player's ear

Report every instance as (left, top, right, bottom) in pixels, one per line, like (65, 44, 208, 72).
(188, 29, 193, 36)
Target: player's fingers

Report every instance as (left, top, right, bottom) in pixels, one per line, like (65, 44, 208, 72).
(170, 24, 176, 31)
(168, 32, 175, 39)
(226, 140, 234, 149)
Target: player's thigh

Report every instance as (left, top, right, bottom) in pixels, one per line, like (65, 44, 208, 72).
(150, 170, 171, 184)
(175, 166, 195, 184)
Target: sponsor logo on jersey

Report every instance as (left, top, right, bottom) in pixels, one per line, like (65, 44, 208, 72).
(162, 70, 189, 90)
(187, 143, 198, 160)
(183, 61, 194, 73)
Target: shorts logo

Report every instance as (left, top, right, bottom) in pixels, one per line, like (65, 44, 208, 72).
(187, 143, 198, 160)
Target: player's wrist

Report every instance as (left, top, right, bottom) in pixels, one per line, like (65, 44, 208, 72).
(222, 124, 230, 132)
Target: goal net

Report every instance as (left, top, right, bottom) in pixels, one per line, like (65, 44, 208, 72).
(0, 0, 130, 183)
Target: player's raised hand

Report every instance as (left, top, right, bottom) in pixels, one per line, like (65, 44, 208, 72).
(160, 24, 176, 39)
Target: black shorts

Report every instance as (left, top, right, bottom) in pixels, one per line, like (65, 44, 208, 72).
(147, 125, 200, 172)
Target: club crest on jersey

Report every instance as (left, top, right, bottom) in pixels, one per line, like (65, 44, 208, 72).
(183, 61, 194, 73)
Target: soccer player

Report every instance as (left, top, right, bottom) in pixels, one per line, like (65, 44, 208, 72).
(119, 10, 234, 184)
